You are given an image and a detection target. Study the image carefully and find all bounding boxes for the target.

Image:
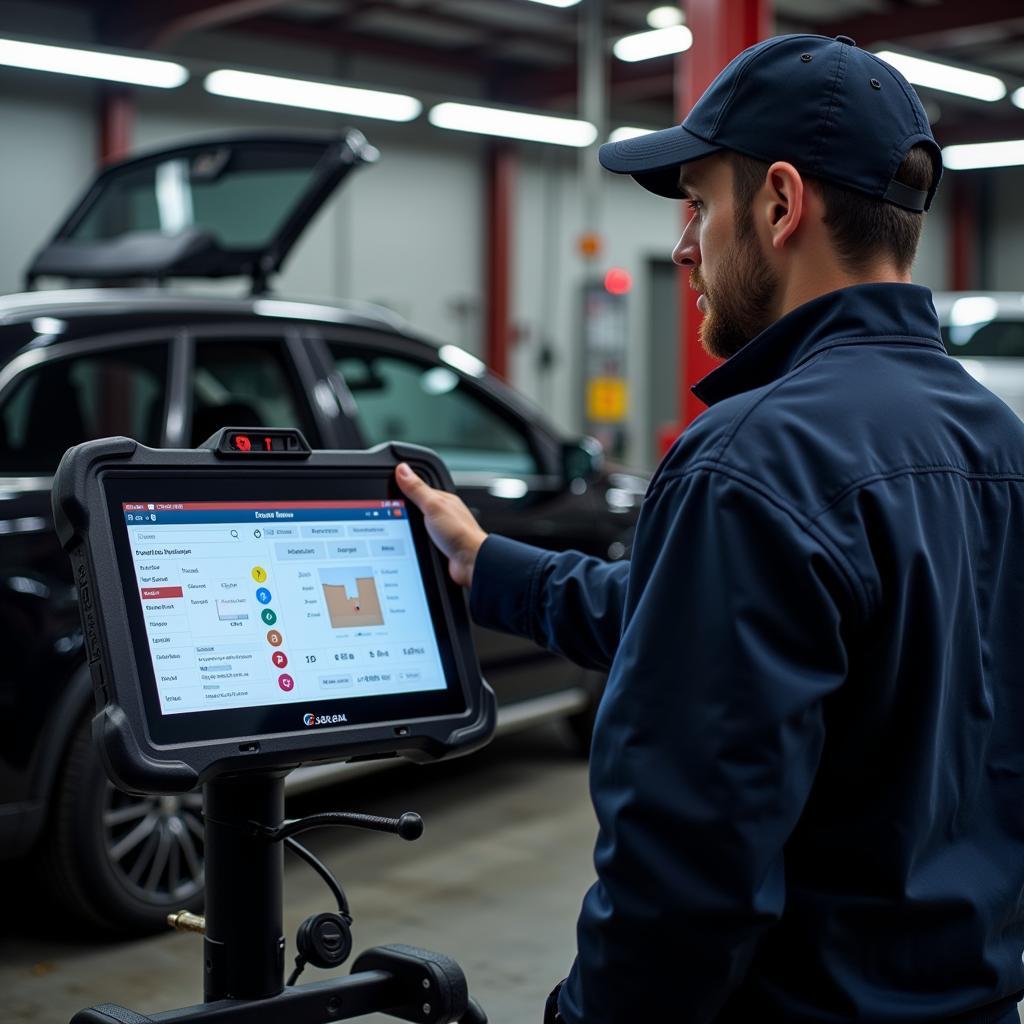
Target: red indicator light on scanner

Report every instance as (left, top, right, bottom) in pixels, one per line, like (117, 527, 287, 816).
(218, 429, 309, 456)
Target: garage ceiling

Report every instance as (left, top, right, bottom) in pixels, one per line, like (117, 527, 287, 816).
(65, 0, 1024, 146)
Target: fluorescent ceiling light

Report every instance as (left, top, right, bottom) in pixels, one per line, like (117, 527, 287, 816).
(1012, 86, 1024, 110)
(647, 6, 685, 29)
(0, 37, 187, 88)
(609, 126, 656, 143)
(428, 102, 597, 147)
(874, 51, 1006, 102)
(613, 25, 693, 62)
(943, 139, 1024, 170)
(523, 0, 581, 6)
(205, 69, 421, 122)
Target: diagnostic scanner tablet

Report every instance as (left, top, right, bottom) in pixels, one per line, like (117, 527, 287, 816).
(52, 429, 495, 793)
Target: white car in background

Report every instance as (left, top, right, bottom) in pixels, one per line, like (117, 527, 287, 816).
(933, 292, 1024, 419)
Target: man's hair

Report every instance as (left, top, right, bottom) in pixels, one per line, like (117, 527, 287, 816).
(729, 146, 936, 272)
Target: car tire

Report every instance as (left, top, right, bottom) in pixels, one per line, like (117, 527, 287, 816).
(40, 715, 205, 934)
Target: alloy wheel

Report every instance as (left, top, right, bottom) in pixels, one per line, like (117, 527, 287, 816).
(102, 784, 205, 905)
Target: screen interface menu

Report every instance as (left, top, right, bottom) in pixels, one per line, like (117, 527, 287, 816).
(121, 500, 448, 715)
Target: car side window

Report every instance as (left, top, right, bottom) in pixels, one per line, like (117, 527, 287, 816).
(0, 343, 168, 473)
(190, 338, 317, 446)
(332, 348, 538, 474)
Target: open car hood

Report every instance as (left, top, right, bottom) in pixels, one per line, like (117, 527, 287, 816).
(25, 130, 378, 292)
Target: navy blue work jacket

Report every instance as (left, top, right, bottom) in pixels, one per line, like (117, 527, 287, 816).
(470, 284, 1024, 1023)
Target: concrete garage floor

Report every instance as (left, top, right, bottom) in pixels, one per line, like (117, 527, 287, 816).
(5, 723, 1023, 1024)
(0, 724, 594, 1024)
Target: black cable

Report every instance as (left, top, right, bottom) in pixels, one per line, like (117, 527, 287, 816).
(286, 957, 306, 987)
(267, 809, 422, 988)
(268, 810, 423, 843)
(284, 836, 351, 922)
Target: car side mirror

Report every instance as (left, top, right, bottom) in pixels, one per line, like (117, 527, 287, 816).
(562, 436, 604, 484)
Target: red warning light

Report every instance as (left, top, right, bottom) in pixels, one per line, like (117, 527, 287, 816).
(233, 434, 252, 452)
(604, 267, 632, 295)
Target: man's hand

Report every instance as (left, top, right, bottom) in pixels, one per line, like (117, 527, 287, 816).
(395, 462, 488, 588)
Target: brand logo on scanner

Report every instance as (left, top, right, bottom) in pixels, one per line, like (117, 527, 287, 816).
(303, 712, 348, 727)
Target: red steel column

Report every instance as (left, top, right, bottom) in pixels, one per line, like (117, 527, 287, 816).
(677, 0, 772, 427)
(99, 88, 136, 165)
(485, 143, 516, 381)
(949, 173, 976, 291)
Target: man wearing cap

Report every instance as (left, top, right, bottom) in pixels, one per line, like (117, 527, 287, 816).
(397, 34, 1024, 1024)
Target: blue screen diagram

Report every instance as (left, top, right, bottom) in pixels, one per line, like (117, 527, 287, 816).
(123, 500, 448, 715)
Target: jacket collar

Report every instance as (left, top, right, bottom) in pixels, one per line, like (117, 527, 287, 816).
(692, 283, 944, 408)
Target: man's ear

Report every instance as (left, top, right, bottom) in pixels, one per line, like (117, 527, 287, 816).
(763, 161, 805, 251)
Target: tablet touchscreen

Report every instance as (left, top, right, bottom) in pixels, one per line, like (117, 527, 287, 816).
(103, 473, 467, 745)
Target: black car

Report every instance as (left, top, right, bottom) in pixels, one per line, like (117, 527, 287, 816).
(0, 131, 643, 932)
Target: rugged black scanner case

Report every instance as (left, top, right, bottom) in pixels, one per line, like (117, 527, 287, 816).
(51, 434, 495, 793)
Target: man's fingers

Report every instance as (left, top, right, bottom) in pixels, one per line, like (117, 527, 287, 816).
(395, 462, 432, 510)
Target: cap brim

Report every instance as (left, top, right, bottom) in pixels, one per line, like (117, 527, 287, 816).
(599, 124, 721, 199)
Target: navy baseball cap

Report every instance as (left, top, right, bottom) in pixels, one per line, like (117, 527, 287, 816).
(599, 34, 942, 211)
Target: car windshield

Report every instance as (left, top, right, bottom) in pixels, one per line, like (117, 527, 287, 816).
(67, 142, 329, 250)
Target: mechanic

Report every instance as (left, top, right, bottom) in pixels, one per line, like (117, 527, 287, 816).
(397, 34, 1024, 1024)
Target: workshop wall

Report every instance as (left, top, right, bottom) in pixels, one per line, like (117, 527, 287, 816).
(512, 150, 680, 452)
(0, 0, 1014, 470)
(0, 82, 96, 295)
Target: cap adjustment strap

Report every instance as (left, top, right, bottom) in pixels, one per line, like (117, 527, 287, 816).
(883, 178, 928, 212)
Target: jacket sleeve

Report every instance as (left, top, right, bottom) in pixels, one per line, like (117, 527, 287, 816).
(557, 467, 855, 1023)
(469, 534, 630, 672)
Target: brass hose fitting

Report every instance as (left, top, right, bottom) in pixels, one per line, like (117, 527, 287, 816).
(167, 910, 206, 934)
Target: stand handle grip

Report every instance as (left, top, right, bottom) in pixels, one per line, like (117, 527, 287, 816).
(266, 811, 423, 842)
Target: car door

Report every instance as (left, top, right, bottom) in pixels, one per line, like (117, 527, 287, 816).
(321, 331, 613, 707)
(0, 333, 171, 816)
(184, 329, 334, 448)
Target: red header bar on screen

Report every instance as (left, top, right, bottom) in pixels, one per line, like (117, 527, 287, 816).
(122, 500, 405, 511)
(141, 587, 183, 600)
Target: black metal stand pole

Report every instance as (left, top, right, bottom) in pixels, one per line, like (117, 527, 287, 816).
(202, 774, 286, 1002)
(69, 771, 487, 1023)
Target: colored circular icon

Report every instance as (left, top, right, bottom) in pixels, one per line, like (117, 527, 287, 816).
(261, 608, 277, 626)
(252, 566, 267, 583)
(256, 587, 272, 604)
(277, 673, 294, 692)
(272, 650, 288, 669)
(266, 629, 283, 647)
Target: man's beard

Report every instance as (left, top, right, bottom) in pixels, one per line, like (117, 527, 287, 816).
(691, 231, 779, 360)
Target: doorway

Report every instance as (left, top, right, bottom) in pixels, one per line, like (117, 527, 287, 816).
(645, 258, 682, 469)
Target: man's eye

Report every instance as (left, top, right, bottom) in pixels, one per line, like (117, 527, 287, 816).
(686, 199, 703, 215)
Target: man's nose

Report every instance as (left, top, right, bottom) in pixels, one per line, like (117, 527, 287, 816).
(672, 221, 700, 268)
